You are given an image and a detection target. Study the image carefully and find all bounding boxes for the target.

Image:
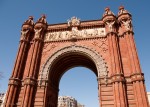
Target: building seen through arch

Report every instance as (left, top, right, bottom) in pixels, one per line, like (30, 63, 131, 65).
(0, 93, 6, 107)
(3, 6, 149, 107)
(58, 67, 98, 107)
(58, 96, 84, 107)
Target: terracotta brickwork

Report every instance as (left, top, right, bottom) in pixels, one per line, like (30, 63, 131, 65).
(4, 6, 149, 107)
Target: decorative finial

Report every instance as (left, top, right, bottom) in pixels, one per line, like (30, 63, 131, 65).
(118, 6, 131, 16)
(117, 6, 132, 31)
(29, 16, 34, 20)
(36, 14, 47, 24)
(41, 14, 46, 19)
(119, 6, 124, 10)
(23, 16, 34, 26)
(103, 7, 115, 17)
(105, 7, 110, 12)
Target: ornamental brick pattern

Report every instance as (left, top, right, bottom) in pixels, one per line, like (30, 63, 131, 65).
(4, 6, 149, 107)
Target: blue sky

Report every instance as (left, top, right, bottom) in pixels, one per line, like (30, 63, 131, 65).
(0, 0, 150, 107)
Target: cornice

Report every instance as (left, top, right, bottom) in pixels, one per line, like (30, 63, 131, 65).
(47, 19, 104, 31)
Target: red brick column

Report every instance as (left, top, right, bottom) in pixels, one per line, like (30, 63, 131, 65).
(102, 7, 127, 107)
(21, 15, 47, 107)
(118, 6, 149, 107)
(4, 17, 34, 107)
(124, 32, 149, 107)
(107, 32, 127, 107)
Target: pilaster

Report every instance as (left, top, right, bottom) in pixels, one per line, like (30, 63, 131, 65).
(21, 15, 47, 107)
(4, 16, 34, 107)
(102, 7, 127, 107)
(46, 83, 59, 107)
(118, 6, 149, 107)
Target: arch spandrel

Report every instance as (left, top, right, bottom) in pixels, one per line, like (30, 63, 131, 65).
(38, 45, 108, 86)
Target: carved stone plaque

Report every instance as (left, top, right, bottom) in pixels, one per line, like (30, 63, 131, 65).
(44, 28, 106, 42)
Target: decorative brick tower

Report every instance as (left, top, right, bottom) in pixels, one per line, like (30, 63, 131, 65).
(4, 6, 149, 107)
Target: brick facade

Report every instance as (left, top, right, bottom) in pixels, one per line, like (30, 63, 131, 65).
(4, 6, 149, 107)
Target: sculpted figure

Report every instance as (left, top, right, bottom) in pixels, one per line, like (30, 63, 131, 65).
(65, 32, 70, 39)
(105, 20, 115, 32)
(58, 32, 62, 39)
(83, 30, 88, 37)
(71, 27, 78, 38)
(34, 28, 42, 38)
(20, 29, 29, 40)
(93, 29, 98, 36)
(121, 18, 132, 30)
(49, 33, 56, 40)
(54, 32, 59, 40)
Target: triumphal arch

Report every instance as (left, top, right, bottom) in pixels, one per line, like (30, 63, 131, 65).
(4, 6, 149, 107)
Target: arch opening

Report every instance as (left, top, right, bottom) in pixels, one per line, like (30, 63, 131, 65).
(59, 67, 99, 107)
(49, 52, 98, 87)
(39, 45, 108, 107)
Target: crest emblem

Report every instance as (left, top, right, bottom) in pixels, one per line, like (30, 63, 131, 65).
(67, 16, 80, 27)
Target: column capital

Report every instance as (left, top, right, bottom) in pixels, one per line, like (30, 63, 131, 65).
(38, 79, 48, 87)
(33, 15, 48, 41)
(8, 78, 21, 86)
(102, 7, 117, 34)
(20, 16, 34, 42)
(121, 30, 134, 37)
(111, 73, 125, 83)
(103, 18, 117, 34)
(106, 32, 118, 37)
(23, 77, 37, 86)
(97, 77, 112, 85)
(130, 73, 144, 82)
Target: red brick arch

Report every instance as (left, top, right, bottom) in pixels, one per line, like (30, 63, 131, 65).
(4, 7, 149, 107)
(38, 45, 108, 87)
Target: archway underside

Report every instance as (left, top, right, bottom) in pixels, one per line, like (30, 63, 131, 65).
(39, 45, 108, 88)
(49, 52, 97, 87)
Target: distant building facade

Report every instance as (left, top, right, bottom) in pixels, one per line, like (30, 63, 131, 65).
(58, 96, 84, 107)
(77, 103, 84, 107)
(148, 92, 150, 106)
(0, 93, 6, 107)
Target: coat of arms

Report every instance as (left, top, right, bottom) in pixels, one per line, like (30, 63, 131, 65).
(67, 16, 80, 27)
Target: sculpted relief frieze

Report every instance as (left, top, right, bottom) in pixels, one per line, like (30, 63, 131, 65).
(44, 28, 106, 42)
